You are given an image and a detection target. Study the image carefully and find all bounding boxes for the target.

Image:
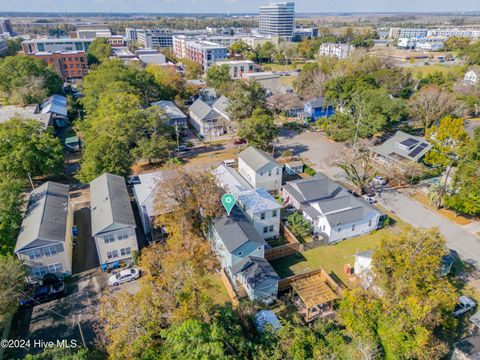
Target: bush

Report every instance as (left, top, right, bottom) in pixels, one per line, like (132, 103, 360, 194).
(287, 212, 313, 241)
(281, 149, 293, 158)
(304, 165, 316, 176)
(132, 250, 139, 265)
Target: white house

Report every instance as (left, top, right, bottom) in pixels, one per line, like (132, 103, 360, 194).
(188, 98, 224, 138)
(282, 174, 383, 243)
(464, 70, 479, 86)
(238, 146, 282, 191)
(90, 173, 138, 268)
(237, 188, 282, 240)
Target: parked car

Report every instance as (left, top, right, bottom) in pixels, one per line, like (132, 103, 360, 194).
(362, 195, 377, 204)
(222, 159, 236, 168)
(371, 176, 387, 186)
(233, 138, 246, 145)
(177, 145, 191, 152)
(19, 280, 65, 308)
(127, 175, 140, 185)
(108, 268, 141, 286)
(454, 296, 476, 317)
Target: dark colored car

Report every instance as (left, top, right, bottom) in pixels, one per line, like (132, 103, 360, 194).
(233, 138, 247, 145)
(19, 277, 66, 308)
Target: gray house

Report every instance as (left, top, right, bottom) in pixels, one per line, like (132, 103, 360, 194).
(151, 100, 188, 129)
(238, 146, 282, 191)
(15, 182, 71, 283)
(41, 94, 68, 128)
(90, 173, 138, 268)
(188, 98, 224, 138)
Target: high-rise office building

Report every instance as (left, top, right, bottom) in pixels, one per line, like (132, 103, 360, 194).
(0, 18, 13, 36)
(259, 2, 295, 39)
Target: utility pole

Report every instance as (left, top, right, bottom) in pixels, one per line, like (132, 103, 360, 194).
(175, 122, 180, 154)
(28, 172, 35, 190)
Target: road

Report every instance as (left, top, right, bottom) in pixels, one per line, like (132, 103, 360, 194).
(278, 129, 480, 265)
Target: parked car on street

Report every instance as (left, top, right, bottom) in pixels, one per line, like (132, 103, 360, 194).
(454, 296, 476, 317)
(362, 195, 377, 204)
(108, 268, 141, 286)
(19, 279, 65, 308)
(127, 175, 140, 185)
(177, 145, 191, 152)
(371, 176, 387, 186)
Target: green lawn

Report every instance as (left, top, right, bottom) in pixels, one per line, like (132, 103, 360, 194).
(271, 212, 411, 286)
(410, 64, 464, 79)
(204, 272, 230, 304)
(261, 62, 305, 72)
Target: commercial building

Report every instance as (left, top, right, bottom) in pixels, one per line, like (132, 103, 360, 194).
(294, 27, 318, 40)
(0, 18, 13, 36)
(74, 24, 112, 39)
(30, 51, 88, 80)
(319, 43, 351, 59)
(137, 28, 174, 48)
(259, 2, 295, 39)
(215, 60, 258, 79)
(388, 28, 428, 39)
(185, 40, 228, 72)
(0, 38, 7, 56)
(427, 28, 480, 39)
(22, 38, 93, 54)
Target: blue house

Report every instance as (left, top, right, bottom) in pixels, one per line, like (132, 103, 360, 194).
(303, 97, 334, 121)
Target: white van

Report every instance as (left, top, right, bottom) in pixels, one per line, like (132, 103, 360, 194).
(222, 159, 236, 168)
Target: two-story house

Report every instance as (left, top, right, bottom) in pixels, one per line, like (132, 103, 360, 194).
(238, 146, 282, 191)
(188, 98, 224, 138)
(282, 173, 383, 243)
(15, 182, 72, 283)
(463, 69, 479, 86)
(90, 173, 138, 269)
(237, 188, 282, 240)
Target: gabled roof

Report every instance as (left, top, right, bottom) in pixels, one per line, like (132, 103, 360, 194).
(237, 188, 281, 213)
(133, 170, 175, 218)
(151, 100, 187, 120)
(41, 95, 67, 117)
(238, 146, 280, 172)
(283, 173, 341, 203)
(90, 173, 136, 236)
(306, 97, 325, 109)
(211, 207, 266, 253)
(212, 165, 252, 195)
(15, 182, 69, 252)
(371, 131, 432, 163)
(188, 98, 217, 121)
(212, 95, 230, 119)
(0, 105, 52, 128)
(231, 256, 280, 288)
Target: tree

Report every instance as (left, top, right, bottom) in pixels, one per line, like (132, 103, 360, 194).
(428, 183, 448, 209)
(0, 55, 62, 105)
(146, 64, 186, 100)
(287, 212, 313, 240)
(87, 38, 112, 65)
(445, 36, 471, 51)
(226, 80, 268, 121)
(24, 347, 103, 360)
(237, 110, 279, 151)
(0, 177, 23, 254)
(339, 228, 458, 359)
(205, 64, 231, 91)
(460, 41, 480, 65)
(0, 117, 64, 180)
(229, 40, 252, 57)
(408, 85, 464, 133)
(2, 37, 24, 57)
(0, 255, 25, 328)
(180, 58, 202, 79)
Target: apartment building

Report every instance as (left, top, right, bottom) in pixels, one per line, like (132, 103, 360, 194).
(0, 18, 12, 36)
(30, 51, 88, 80)
(137, 28, 175, 48)
(74, 24, 112, 39)
(185, 40, 228, 72)
(22, 38, 93, 54)
(294, 27, 318, 39)
(319, 43, 351, 59)
(427, 28, 480, 39)
(388, 28, 428, 39)
(215, 60, 258, 79)
(0, 38, 7, 56)
(259, 2, 295, 39)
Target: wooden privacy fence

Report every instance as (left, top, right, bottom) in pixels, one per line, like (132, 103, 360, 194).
(281, 222, 300, 245)
(220, 268, 239, 306)
(265, 243, 300, 261)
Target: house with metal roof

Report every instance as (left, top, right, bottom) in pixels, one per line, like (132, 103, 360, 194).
(151, 100, 188, 129)
(231, 256, 279, 303)
(303, 97, 334, 121)
(15, 182, 71, 283)
(282, 173, 382, 243)
(208, 206, 268, 273)
(213, 164, 252, 195)
(41, 94, 68, 128)
(238, 146, 282, 191)
(188, 98, 224, 138)
(0, 104, 52, 129)
(370, 130, 432, 168)
(90, 173, 138, 269)
(237, 188, 282, 240)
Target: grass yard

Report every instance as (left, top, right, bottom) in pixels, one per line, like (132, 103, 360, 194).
(271, 212, 411, 286)
(410, 64, 465, 79)
(261, 62, 305, 72)
(279, 75, 297, 88)
(204, 272, 230, 304)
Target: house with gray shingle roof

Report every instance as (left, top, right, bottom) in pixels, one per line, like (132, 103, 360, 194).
(238, 146, 282, 191)
(151, 100, 188, 129)
(188, 98, 224, 138)
(15, 182, 71, 283)
(90, 173, 138, 268)
(282, 173, 382, 243)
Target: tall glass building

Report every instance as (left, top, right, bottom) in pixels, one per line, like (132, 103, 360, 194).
(259, 2, 295, 39)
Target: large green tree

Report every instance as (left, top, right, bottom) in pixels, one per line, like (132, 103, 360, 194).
(0, 177, 23, 254)
(0, 255, 25, 328)
(226, 80, 268, 122)
(237, 110, 279, 151)
(205, 64, 231, 91)
(87, 37, 112, 65)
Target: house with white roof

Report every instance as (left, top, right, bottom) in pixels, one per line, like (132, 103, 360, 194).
(90, 173, 138, 268)
(14, 182, 71, 283)
(237, 188, 282, 240)
(463, 69, 479, 86)
(238, 146, 282, 191)
(281, 174, 383, 243)
(213, 164, 252, 195)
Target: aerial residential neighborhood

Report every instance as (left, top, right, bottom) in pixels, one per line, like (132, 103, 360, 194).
(1, 1, 480, 359)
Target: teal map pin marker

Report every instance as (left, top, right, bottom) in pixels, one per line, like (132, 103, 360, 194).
(221, 193, 236, 216)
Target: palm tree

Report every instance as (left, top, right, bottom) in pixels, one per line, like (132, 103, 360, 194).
(428, 183, 447, 209)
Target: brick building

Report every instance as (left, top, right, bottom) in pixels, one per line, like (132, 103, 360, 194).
(31, 51, 88, 81)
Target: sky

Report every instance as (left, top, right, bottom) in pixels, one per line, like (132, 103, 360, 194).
(0, 0, 479, 14)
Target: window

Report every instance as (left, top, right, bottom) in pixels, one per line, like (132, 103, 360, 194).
(33, 266, 47, 277)
(47, 263, 63, 273)
(120, 247, 131, 256)
(237, 251, 243, 256)
(107, 250, 118, 259)
(43, 246, 57, 257)
(260, 212, 266, 220)
(268, 170, 271, 176)
(272, 210, 277, 217)
(338, 228, 341, 232)
(351, 224, 355, 231)
(27, 249, 42, 260)
(257, 246, 263, 251)
(260, 170, 263, 176)
(104, 233, 115, 243)
(276, 168, 280, 175)
(368, 220, 372, 227)
(117, 232, 129, 241)
(263, 226, 268, 233)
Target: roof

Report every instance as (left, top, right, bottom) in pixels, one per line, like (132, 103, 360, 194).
(41, 95, 67, 117)
(211, 207, 267, 253)
(285, 161, 304, 168)
(212, 165, 252, 195)
(238, 146, 280, 172)
(283, 173, 341, 203)
(291, 272, 339, 308)
(356, 250, 373, 259)
(188, 98, 217, 121)
(306, 97, 325, 109)
(212, 95, 230, 118)
(237, 188, 281, 213)
(65, 136, 79, 145)
(15, 182, 69, 253)
(151, 100, 187, 120)
(139, 53, 166, 65)
(242, 72, 280, 80)
(0, 105, 52, 128)
(133, 170, 175, 218)
(371, 131, 432, 163)
(90, 173, 136, 236)
(255, 310, 282, 332)
(231, 256, 280, 288)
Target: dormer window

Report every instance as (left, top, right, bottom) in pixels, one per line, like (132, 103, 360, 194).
(237, 251, 243, 256)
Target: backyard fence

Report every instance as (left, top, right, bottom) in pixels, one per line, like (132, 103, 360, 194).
(265, 243, 300, 261)
(277, 267, 343, 294)
(220, 268, 239, 306)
